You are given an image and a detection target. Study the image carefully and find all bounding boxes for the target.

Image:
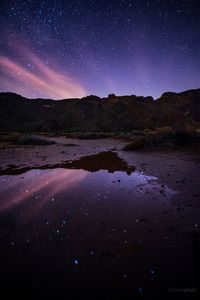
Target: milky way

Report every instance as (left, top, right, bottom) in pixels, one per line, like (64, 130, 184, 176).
(0, 0, 200, 99)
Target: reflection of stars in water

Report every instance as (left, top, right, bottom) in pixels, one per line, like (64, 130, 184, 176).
(73, 259, 79, 265)
(0, 169, 87, 213)
(1, 168, 177, 274)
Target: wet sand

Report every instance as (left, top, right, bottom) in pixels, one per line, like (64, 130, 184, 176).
(0, 137, 200, 299)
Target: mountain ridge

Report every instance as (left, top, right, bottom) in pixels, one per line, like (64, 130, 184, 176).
(0, 88, 200, 132)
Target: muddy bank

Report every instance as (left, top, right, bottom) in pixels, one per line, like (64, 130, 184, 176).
(0, 137, 125, 170)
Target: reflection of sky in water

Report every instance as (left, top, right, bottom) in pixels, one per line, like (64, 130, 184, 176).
(0, 168, 175, 214)
(0, 169, 87, 212)
(0, 167, 188, 297)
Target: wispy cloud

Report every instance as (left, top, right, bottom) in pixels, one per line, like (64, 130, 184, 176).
(0, 48, 87, 99)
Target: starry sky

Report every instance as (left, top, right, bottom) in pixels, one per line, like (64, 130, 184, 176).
(0, 0, 200, 99)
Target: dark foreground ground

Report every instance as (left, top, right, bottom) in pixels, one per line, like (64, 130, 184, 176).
(0, 137, 200, 299)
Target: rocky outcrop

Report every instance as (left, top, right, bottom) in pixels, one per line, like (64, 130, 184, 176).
(0, 89, 199, 132)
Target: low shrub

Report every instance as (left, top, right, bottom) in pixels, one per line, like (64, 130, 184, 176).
(0, 132, 22, 143)
(17, 135, 56, 145)
(131, 130, 145, 136)
(65, 132, 116, 139)
(78, 132, 105, 139)
(155, 126, 174, 137)
(123, 137, 146, 150)
(123, 128, 199, 151)
(174, 129, 196, 146)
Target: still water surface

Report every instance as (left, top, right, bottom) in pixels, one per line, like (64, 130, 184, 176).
(0, 163, 196, 299)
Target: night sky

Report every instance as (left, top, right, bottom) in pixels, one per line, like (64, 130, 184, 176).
(0, 0, 200, 99)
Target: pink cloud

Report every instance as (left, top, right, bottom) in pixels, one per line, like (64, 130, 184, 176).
(0, 49, 87, 99)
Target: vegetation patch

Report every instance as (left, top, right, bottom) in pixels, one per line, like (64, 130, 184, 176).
(17, 135, 56, 146)
(123, 137, 146, 150)
(123, 127, 200, 151)
(65, 132, 117, 139)
(0, 132, 23, 143)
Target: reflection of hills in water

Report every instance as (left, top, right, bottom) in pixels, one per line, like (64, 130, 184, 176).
(67, 151, 135, 174)
(0, 151, 135, 175)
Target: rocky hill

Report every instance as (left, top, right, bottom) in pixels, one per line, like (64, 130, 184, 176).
(0, 89, 200, 132)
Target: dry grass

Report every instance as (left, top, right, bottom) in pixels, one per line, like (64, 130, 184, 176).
(123, 137, 146, 150)
(123, 127, 200, 151)
(0, 132, 22, 143)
